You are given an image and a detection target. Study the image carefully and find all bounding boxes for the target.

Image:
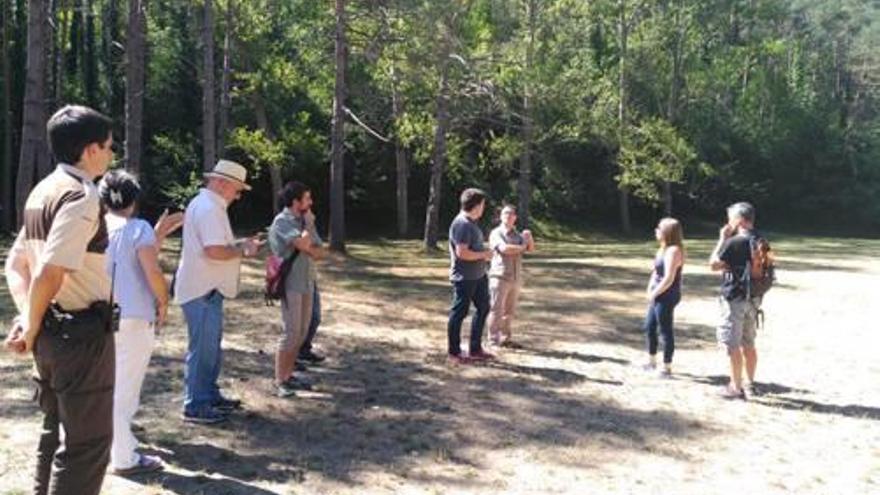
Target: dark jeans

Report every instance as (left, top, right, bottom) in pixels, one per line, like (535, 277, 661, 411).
(299, 283, 321, 356)
(643, 295, 680, 364)
(33, 328, 115, 495)
(447, 276, 490, 356)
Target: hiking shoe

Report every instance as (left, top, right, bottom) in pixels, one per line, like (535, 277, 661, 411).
(744, 382, 759, 399)
(299, 350, 326, 363)
(718, 386, 746, 401)
(113, 454, 164, 476)
(469, 350, 496, 361)
(212, 396, 243, 412)
(447, 354, 470, 366)
(183, 407, 228, 425)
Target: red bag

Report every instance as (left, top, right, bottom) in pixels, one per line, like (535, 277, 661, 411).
(265, 251, 298, 303)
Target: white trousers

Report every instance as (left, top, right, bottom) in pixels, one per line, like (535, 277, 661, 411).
(111, 318, 156, 469)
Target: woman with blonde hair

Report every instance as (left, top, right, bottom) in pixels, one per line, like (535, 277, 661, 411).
(643, 217, 685, 377)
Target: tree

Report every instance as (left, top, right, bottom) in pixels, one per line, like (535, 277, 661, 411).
(16, 0, 49, 225)
(1, 0, 14, 231)
(202, 0, 217, 171)
(329, 0, 347, 252)
(217, 0, 234, 153)
(124, 0, 146, 173)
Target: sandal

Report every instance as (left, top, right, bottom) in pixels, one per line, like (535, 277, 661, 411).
(113, 454, 164, 476)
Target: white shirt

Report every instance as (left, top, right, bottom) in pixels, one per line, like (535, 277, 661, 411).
(174, 188, 241, 304)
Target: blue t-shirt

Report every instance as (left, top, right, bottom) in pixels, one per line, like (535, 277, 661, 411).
(448, 212, 487, 282)
(106, 217, 158, 321)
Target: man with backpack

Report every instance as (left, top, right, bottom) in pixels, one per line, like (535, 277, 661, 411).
(710, 202, 774, 400)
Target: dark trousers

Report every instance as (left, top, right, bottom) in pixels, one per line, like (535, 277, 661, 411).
(643, 296, 679, 364)
(447, 276, 490, 356)
(299, 283, 321, 356)
(33, 329, 115, 495)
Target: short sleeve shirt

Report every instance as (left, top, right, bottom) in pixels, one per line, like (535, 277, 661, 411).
(16, 164, 110, 312)
(106, 216, 158, 321)
(718, 232, 753, 297)
(174, 188, 241, 304)
(488, 225, 525, 282)
(448, 212, 487, 282)
(269, 209, 321, 294)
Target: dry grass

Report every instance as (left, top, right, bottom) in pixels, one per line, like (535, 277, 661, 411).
(1, 233, 879, 494)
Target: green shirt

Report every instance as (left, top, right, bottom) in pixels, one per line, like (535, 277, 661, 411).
(268, 209, 322, 294)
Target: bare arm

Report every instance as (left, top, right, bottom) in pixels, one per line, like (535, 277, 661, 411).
(4, 229, 30, 313)
(709, 225, 734, 271)
(455, 243, 492, 261)
(136, 245, 169, 327)
(204, 244, 244, 261)
(16, 263, 66, 353)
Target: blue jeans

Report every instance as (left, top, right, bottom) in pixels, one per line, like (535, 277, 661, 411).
(643, 295, 680, 364)
(447, 276, 490, 356)
(182, 290, 224, 413)
(299, 283, 321, 355)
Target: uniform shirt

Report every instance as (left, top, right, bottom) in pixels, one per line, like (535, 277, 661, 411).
(174, 188, 241, 304)
(11, 164, 110, 312)
(488, 225, 526, 283)
(268, 209, 322, 294)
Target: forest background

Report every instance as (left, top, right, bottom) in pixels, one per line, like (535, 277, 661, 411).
(1, 0, 878, 247)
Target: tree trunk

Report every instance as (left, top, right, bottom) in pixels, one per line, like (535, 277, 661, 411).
(51, 0, 64, 106)
(83, 0, 96, 105)
(517, 0, 537, 229)
(252, 90, 283, 213)
(217, 0, 233, 153)
(201, 0, 216, 171)
(124, 0, 145, 173)
(390, 64, 408, 237)
(103, 0, 122, 121)
(617, 0, 631, 234)
(16, 0, 49, 226)
(1, 0, 14, 231)
(663, 1, 682, 217)
(329, 0, 346, 252)
(423, 51, 450, 250)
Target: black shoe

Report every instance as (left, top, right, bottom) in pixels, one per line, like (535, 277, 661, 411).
(212, 396, 243, 412)
(298, 350, 326, 363)
(182, 407, 228, 425)
(295, 361, 308, 372)
(282, 376, 313, 392)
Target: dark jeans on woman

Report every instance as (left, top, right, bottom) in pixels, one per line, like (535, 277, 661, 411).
(643, 295, 680, 364)
(447, 275, 490, 356)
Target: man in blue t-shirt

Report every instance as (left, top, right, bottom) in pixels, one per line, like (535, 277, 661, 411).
(446, 188, 495, 364)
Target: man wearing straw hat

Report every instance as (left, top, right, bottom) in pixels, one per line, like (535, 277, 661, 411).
(175, 159, 264, 424)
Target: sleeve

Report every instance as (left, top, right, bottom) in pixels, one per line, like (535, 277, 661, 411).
(450, 220, 471, 246)
(270, 216, 303, 255)
(717, 238, 734, 265)
(132, 219, 157, 250)
(41, 192, 99, 271)
(196, 205, 232, 248)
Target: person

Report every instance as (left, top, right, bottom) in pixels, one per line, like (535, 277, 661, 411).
(4, 105, 116, 495)
(642, 217, 685, 377)
(710, 202, 763, 399)
(486, 204, 535, 348)
(297, 283, 326, 365)
(99, 171, 183, 474)
(446, 188, 495, 365)
(268, 181, 326, 397)
(175, 159, 264, 424)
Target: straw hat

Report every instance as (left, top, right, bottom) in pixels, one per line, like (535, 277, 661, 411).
(204, 159, 252, 190)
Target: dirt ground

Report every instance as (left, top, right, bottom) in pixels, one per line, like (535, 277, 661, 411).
(1, 234, 878, 495)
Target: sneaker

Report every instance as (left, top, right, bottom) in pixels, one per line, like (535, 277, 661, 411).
(744, 382, 759, 398)
(447, 353, 470, 366)
(718, 386, 746, 401)
(212, 396, 242, 412)
(299, 350, 326, 363)
(469, 350, 496, 361)
(641, 362, 657, 372)
(500, 340, 523, 349)
(183, 407, 228, 425)
(277, 380, 298, 398)
(657, 367, 672, 379)
(283, 376, 313, 392)
(113, 454, 164, 476)
(295, 361, 308, 372)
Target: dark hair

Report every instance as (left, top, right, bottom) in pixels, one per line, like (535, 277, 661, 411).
(278, 181, 310, 210)
(47, 105, 113, 165)
(459, 188, 487, 212)
(98, 169, 141, 211)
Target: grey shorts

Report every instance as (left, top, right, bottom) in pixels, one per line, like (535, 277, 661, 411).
(717, 297, 761, 350)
